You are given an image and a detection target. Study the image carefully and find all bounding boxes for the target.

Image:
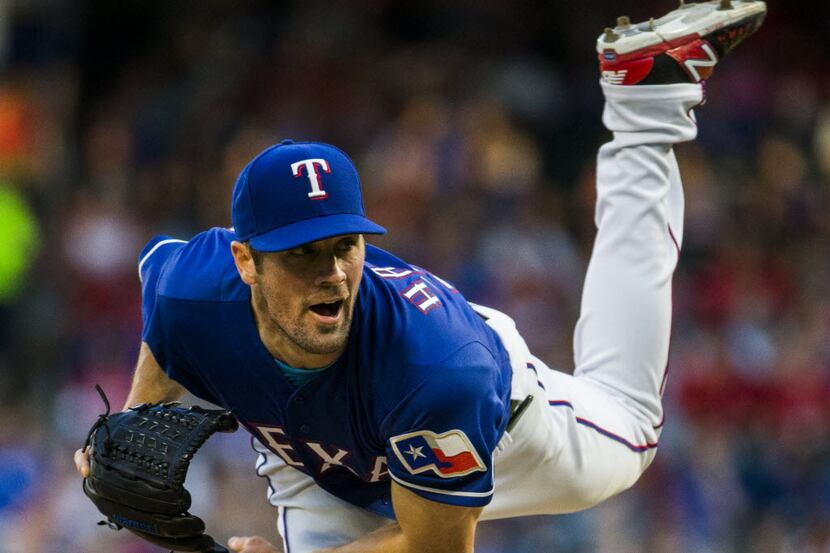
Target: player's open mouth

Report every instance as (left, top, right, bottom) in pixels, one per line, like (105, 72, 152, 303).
(309, 300, 344, 322)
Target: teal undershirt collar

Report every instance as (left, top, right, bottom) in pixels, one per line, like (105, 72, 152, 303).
(273, 357, 330, 388)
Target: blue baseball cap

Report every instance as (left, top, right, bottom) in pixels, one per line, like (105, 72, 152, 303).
(231, 140, 386, 252)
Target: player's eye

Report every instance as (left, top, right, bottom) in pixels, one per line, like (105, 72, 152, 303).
(288, 245, 315, 257)
(337, 238, 355, 250)
(335, 237, 359, 254)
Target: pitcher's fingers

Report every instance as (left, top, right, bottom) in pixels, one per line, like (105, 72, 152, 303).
(228, 536, 279, 552)
(74, 446, 90, 478)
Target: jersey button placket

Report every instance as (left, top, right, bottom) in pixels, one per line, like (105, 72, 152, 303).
(292, 394, 308, 433)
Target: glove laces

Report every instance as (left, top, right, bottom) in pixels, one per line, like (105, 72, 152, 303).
(83, 384, 112, 449)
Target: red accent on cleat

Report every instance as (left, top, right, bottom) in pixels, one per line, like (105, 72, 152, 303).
(666, 39, 720, 82)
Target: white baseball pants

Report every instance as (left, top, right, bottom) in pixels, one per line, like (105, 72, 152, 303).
(253, 81, 704, 552)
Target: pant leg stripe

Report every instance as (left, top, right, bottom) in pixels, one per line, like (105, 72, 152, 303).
(574, 417, 659, 452)
(548, 400, 659, 452)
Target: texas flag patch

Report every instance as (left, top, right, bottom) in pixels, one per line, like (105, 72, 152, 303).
(390, 429, 486, 478)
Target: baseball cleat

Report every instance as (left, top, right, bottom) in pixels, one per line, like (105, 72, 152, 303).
(597, 0, 767, 85)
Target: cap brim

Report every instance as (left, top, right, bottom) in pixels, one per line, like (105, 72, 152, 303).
(244, 213, 386, 252)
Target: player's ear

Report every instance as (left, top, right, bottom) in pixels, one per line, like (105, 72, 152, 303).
(230, 241, 258, 285)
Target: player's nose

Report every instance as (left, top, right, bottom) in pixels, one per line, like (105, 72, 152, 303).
(315, 254, 347, 287)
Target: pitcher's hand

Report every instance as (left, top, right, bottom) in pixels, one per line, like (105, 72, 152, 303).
(74, 446, 90, 478)
(228, 536, 281, 553)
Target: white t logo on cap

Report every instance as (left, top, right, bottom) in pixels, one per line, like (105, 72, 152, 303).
(291, 158, 331, 200)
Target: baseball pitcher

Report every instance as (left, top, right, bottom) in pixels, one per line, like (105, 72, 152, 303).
(75, 2, 767, 552)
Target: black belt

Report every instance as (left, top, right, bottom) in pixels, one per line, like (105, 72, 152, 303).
(507, 395, 534, 432)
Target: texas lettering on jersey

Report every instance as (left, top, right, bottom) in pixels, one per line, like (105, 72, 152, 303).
(254, 423, 485, 483)
(254, 424, 389, 483)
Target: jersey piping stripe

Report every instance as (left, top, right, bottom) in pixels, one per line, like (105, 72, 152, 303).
(280, 506, 291, 553)
(251, 436, 276, 498)
(388, 471, 494, 498)
(526, 362, 546, 391)
(547, 400, 659, 453)
(253, 438, 291, 552)
(137, 239, 188, 280)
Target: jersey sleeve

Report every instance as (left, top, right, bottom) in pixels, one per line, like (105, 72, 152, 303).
(381, 342, 509, 508)
(137, 235, 187, 368)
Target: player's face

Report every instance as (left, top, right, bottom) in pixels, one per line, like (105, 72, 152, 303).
(247, 234, 364, 366)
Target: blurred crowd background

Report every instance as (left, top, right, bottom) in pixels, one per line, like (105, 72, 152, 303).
(0, 0, 828, 552)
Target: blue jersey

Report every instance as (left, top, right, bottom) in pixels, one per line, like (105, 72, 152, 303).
(138, 228, 512, 519)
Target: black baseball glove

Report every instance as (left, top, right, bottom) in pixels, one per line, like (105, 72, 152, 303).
(82, 385, 238, 552)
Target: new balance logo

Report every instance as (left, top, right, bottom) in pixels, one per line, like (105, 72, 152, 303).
(601, 70, 628, 85)
(683, 42, 718, 82)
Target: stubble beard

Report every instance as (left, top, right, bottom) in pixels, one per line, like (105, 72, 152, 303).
(269, 301, 353, 356)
